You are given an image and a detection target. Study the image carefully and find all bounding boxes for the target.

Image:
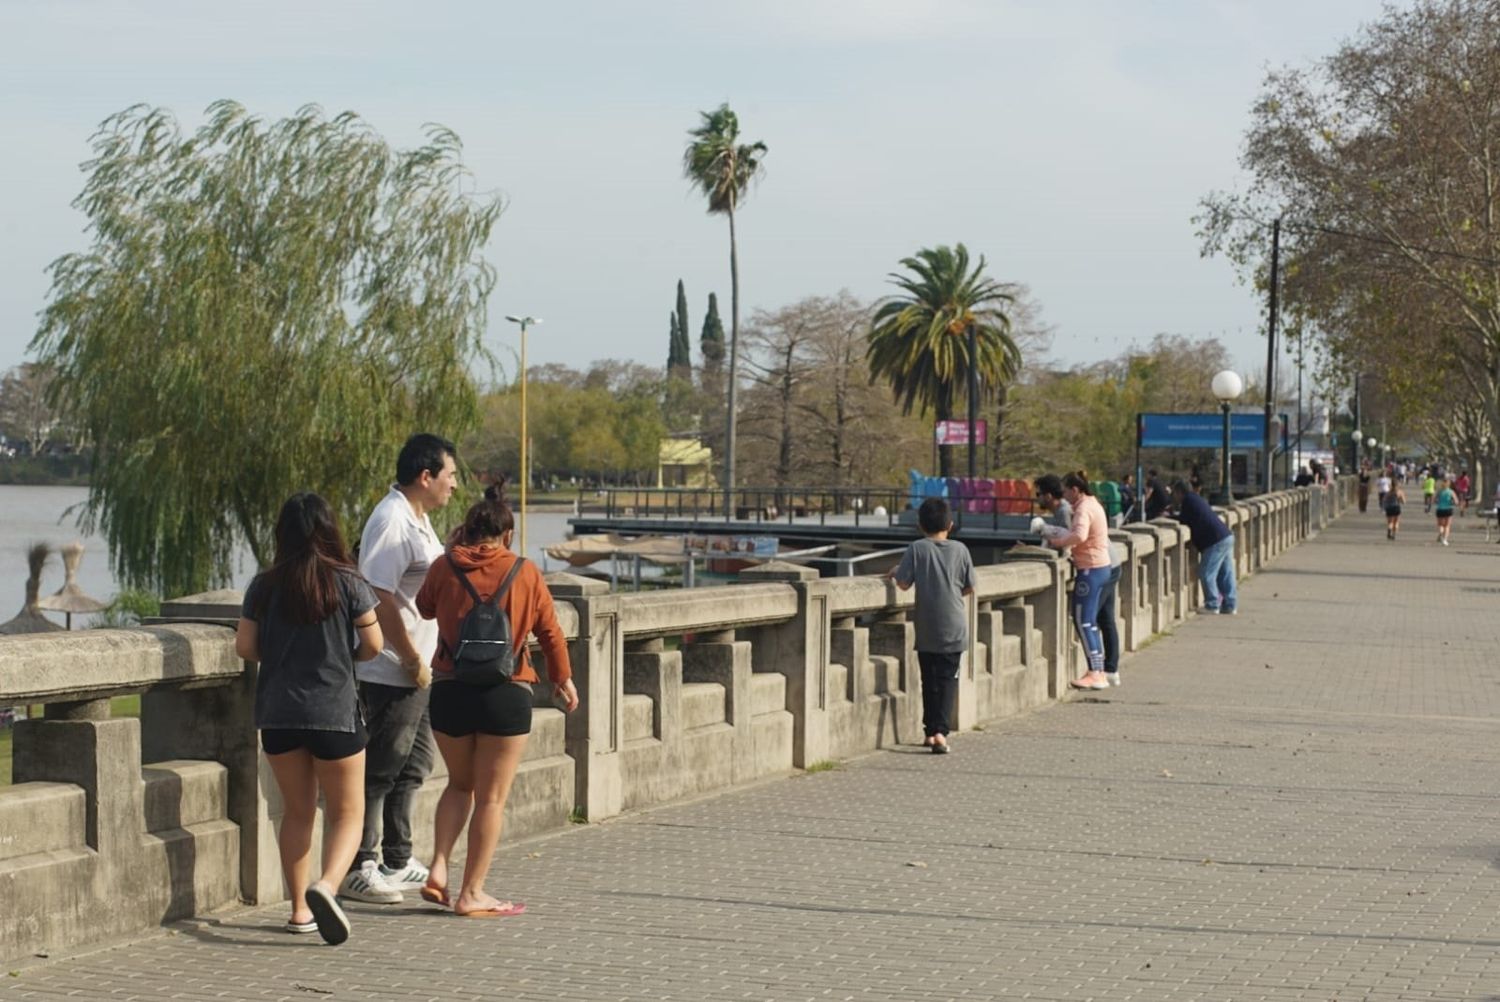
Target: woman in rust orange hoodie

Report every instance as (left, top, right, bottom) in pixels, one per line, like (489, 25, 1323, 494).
(414, 482, 578, 917)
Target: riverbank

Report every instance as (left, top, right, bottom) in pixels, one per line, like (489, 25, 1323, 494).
(0, 456, 89, 486)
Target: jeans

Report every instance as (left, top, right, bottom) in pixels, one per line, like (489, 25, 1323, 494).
(916, 651, 961, 737)
(1098, 564, 1122, 674)
(1071, 565, 1111, 673)
(354, 681, 434, 870)
(1197, 534, 1237, 612)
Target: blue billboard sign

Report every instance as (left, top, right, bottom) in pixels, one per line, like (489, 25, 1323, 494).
(1138, 413, 1288, 450)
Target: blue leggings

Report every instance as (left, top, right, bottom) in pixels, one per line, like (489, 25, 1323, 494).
(1071, 566, 1111, 673)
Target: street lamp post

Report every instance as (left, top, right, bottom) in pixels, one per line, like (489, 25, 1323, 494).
(1352, 428, 1362, 474)
(966, 323, 979, 482)
(504, 314, 541, 558)
(1211, 370, 1244, 504)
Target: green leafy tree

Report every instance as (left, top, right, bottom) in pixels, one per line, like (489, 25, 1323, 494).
(33, 101, 500, 596)
(866, 244, 1020, 478)
(1198, 0, 1500, 479)
(683, 104, 767, 510)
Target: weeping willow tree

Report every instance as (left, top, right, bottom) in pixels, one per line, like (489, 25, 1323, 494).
(32, 101, 501, 596)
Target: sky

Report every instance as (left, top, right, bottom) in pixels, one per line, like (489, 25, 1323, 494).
(0, 0, 1392, 384)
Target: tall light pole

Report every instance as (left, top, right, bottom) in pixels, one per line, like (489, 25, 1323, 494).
(504, 314, 541, 558)
(1212, 370, 1244, 504)
(1263, 218, 1282, 493)
(966, 323, 979, 482)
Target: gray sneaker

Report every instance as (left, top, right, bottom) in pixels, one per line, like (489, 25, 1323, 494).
(1105, 672, 1122, 687)
(338, 861, 403, 904)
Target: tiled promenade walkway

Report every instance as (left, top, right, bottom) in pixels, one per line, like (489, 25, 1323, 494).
(8, 508, 1500, 1001)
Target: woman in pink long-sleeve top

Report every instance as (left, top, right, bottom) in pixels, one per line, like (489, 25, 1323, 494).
(1045, 471, 1113, 691)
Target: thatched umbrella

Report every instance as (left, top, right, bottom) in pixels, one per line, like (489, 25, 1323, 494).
(36, 541, 108, 630)
(0, 543, 65, 635)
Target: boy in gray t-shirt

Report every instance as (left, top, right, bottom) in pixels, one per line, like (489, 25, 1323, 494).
(887, 497, 976, 754)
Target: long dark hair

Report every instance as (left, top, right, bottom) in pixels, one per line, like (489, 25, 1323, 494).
(252, 492, 356, 624)
(455, 476, 515, 546)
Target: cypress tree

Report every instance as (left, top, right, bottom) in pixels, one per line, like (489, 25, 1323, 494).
(698, 292, 727, 460)
(668, 312, 687, 373)
(700, 292, 725, 376)
(675, 279, 691, 373)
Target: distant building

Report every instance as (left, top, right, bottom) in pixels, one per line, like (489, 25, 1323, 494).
(657, 436, 715, 489)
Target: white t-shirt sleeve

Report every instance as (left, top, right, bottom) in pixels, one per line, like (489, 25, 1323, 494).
(359, 510, 410, 594)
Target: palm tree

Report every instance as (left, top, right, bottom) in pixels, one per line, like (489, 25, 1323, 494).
(867, 244, 1020, 478)
(683, 104, 767, 515)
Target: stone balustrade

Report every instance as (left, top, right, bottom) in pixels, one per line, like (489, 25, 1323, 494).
(0, 481, 1349, 963)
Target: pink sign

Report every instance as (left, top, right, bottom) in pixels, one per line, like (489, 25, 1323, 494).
(934, 419, 987, 446)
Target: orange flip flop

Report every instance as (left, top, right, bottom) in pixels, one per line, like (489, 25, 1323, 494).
(419, 886, 451, 907)
(457, 902, 526, 918)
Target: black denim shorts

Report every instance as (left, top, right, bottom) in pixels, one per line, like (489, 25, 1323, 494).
(430, 678, 533, 738)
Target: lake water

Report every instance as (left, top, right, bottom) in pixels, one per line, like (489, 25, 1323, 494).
(0, 485, 580, 626)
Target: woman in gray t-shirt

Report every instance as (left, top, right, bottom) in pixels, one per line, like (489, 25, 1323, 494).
(235, 493, 383, 945)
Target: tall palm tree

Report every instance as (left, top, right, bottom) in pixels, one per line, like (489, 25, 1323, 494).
(867, 244, 1020, 478)
(683, 103, 767, 515)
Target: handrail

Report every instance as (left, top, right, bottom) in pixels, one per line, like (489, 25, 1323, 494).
(0, 624, 239, 704)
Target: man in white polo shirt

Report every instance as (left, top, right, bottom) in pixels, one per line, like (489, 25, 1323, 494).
(340, 433, 458, 904)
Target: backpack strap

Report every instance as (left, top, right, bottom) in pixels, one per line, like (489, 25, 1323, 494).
(445, 552, 491, 607)
(493, 556, 526, 602)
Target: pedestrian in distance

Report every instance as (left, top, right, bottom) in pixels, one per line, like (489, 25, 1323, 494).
(1422, 470, 1437, 514)
(234, 493, 383, 946)
(415, 480, 578, 917)
(1045, 472, 1114, 691)
(1384, 480, 1405, 539)
(1119, 473, 1139, 524)
(1143, 468, 1170, 521)
(885, 496, 977, 754)
(1455, 469, 1472, 517)
(1434, 478, 1458, 546)
(1357, 462, 1371, 513)
(1171, 481, 1238, 615)
(1097, 534, 1127, 687)
(1376, 470, 1392, 511)
(341, 433, 459, 905)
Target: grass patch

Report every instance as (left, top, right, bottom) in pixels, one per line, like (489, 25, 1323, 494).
(0, 695, 141, 788)
(803, 759, 841, 774)
(569, 806, 588, 825)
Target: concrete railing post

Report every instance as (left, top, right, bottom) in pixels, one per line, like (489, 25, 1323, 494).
(999, 546, 1069, 696)
(1124, 524, 1167, 634)
(550, 576, 624, 823)
(739, 563, 829, 769)
(683, 632, 756, 784)
(148, 593, 276, 904)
